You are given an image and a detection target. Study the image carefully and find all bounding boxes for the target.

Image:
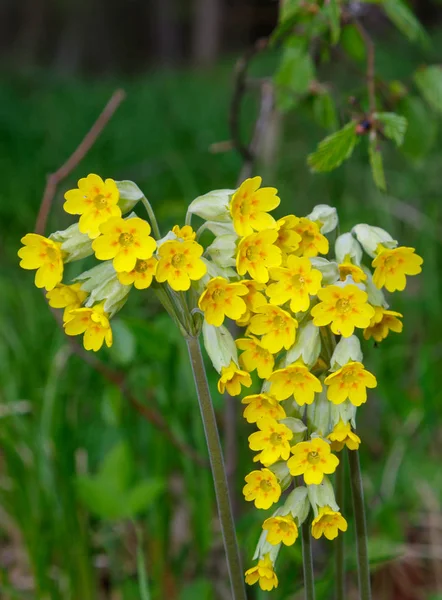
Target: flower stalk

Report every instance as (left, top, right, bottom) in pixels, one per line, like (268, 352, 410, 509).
(301, 517, 316, 600)
(335, 458, 346, 600)
(185, 334, 247, 600)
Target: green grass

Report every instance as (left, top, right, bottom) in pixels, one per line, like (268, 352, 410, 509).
(0, 40, 441, 599)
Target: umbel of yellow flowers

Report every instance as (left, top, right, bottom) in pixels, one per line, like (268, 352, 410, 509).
(18, 174, 423, 591)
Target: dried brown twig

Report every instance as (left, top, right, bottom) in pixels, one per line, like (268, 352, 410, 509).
(35, 89, 208, 468)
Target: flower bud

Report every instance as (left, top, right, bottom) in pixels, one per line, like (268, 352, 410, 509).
(205, 221, 236, 236)
(335, 232, 363, 265)
(329, 401, 357, 429)
(279, 417, 307, 443)
(187, 189, 234, 222)
(268, 461, 292, 492)
(76, 261, 131, 317)
(116, 180, 144, 214)
(308, 476, 340, 515)
(205, 234, 237, 268)
(285, 320, 321, 368)
(282, 486, 310, 525)
(309, 257, 339, 285)
(202, 321, 238, 373)
(306, 386, 331, 437)
(50, 222, 94, 262)
(352, 224, 397, 258)
(361, 266, 388, 308)
(330, 335, 363, 371)
(306, 204, 338, 234)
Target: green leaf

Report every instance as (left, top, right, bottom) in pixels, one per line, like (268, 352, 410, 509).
(369, 138, 387, 191)
(382, 0, 429, 46)
(76, 477, 126, 520)
(100, 441, 134, 491)
(340, 24, 366, 62)
(398, 95, 438, 160)
(271, 0, 303, 45)
(414, 65, 442, 114)
(307, 121, 359, 172)
(126, 480, 165, 517)
(275, 38, 315, 111)
(313, 92, 338, 130)
(326, 0, 341, 44)
(374, 112, 408, 146)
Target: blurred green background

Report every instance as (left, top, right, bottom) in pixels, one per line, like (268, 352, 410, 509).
(1, 1, 442, 599)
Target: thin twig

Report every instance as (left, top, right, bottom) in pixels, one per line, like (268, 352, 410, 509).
(353, 20, 376, 114)
(35, 89, 126, 236)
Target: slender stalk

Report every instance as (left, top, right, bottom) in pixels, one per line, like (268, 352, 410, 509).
(301, 519, 316, 600)
(141, 196, 161, 239)
(348, 450, 372, 600)
(185, 335, 247, 600)
(335, 457, 345, 600)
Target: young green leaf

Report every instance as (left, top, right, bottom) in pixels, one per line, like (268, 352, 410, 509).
(369, 138, 387, 191)
(398, 95, 438, 161)
(275, 39, 315, 111)
(414, 66, 442, 114)
(271, 0, 303, 45)
(374, 112, 408, 146)
(382, 0, 429, 46)
(307, 121, 359, 172)
(326, 0, 341, 45)
(313, 92, 339, 130)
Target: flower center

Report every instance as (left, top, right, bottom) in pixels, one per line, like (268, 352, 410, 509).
(239, 198, 252, 216)
(336, 298, 351, 314)
(135, 259, 148, 273)
(212, 288, 226, 300)
(270, 432, 283, 446)
(302, 230, 315, 244)
(259, 479, 273, 492)
(46, 246, 59, 262)
(307, 451, 321, 465)
(245, 246, 258, 261)
(291, 274, 305, 289)
(171, 253, 186, 268)
(273, 315, 285, 329)
(93, 194, 108, 209)
(278, 520, 290, 532)
(119, 232, 134, 247)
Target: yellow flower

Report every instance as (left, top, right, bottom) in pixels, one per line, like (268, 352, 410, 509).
(372, 246, 423, 292)
(245, 554, 278, 591)
(235, 280, 268, 326)
(63, 174, 121, 239)
(328, 421, 361, 452)
(92, 217, 156, 273)
(268, 363, 322, 405)
(18, 233, 64, 291)
(248, 305, 298, 354)
(46, 283, 88, 320)
(263, 515, 299, 546)
(236, 230, 282, 283)
(198, 277, 248, 327)
(287, 438, 339, 485)
(249, 418, 293, 466)
(338, 261, 367, 283)
(236, 336, 275, 379)
(243, 468, 281, 509)
(275, 215, 302, 255)
(242, 394, 286, 423)
(117, 257, 158, 290)
(324, 361, 377, 406)
(229, 176, 280, 237)
(64, 302, 112, 352)
(172, 224, 196, 241)
(267, 256, 322, 313)
(292, 218, 329, 257)
(217, 360, 252, 396)
(363, 306, 403, 342)
(311, 284, 375, 338)
(155, 239, 207, 291)
(311, 506, 348, 540)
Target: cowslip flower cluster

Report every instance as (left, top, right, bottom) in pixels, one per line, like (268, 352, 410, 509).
(19, 174, 422, 591)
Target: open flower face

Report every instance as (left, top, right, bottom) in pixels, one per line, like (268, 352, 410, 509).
(236, 336, 275, 379)
(46, 283, 88, 320)
(92, 217, 156, 273)
(268, 363, 322, 405)
(241, 394, 286, 423)
(248, 305, 298, 354)
(243, 468, 281, 509)
(172, 224, 196, 241)
(117, 257, 158, 290)
(372, 246, 423, 292)
(363, 306, 403, 342)
(287, 438, 339, 485)
(338, 261, 367, 283)
(263, 515, 299, 546)
(156, 239, 207, 291)
(63, 174, 121, 239)
(245, 554, 279, 591)
(328, 420, 361, 451)
(292, 218, 329, 257)
(249, 417, 293, 466)
(229, 176, 280, 237)
(325, 361, 377, 406)
(235, 280, 268, 326)
(18, 234, 64, 291)
(64, 302, 112, 352)
(311, 284, 375, 337)
(217, 360, 252, 396)
(236, 230, 282, 283)
(275, 215, 302, 255)
(198, 277, 248, 327)
(267, 255, 323, 313)
(311, 506, 348, 540)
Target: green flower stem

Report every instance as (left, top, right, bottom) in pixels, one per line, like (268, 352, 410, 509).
(185, 335, 247, 600)
(335, 457, 345, 600)
(141, 196, 161, 240)
(301, 518, 316, 600)
(348, 450, 372, 600)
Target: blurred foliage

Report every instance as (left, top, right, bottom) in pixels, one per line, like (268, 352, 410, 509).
(0, 16, 442, 600)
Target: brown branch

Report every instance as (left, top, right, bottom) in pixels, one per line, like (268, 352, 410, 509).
(353, 20, 376, 115)
(35, 89, 126, 236)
